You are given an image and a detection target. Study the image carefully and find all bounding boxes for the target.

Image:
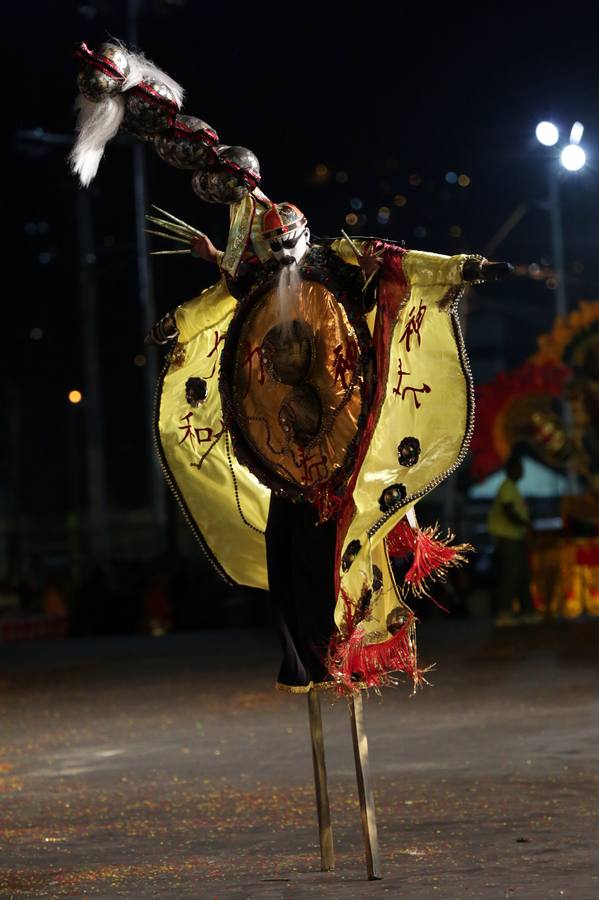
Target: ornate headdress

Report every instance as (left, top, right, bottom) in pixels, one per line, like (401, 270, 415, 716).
(261, 202, 307, 241)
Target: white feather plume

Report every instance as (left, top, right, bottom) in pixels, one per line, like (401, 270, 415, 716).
(69, 42, 184, 187)
(120, 46, 184, 107)
(69, 93, 125, 187)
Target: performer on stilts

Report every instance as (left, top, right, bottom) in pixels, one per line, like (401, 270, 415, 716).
(68, 40, 512, 696)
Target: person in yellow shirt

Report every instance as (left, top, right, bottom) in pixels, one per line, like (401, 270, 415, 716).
(487, 457, 542, 626)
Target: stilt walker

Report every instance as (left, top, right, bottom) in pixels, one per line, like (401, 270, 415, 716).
(68, 41, 512, 879)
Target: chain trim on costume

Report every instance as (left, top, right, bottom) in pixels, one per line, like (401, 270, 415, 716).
(224, 430, 266, 535)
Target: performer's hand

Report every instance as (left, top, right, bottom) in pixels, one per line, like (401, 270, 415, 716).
(463, 258, 514, 283)
(358, 251, 383, 278)
(190, 234, 222, 264)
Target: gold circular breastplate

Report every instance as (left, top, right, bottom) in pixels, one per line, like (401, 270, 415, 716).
(224, 277, 365, 499)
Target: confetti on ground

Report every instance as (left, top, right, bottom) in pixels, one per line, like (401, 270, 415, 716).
(0, 622, 597, 898)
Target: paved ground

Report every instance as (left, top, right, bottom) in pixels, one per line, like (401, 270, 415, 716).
(0, 619, 598, 899)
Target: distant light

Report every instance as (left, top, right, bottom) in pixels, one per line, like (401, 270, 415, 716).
(350, 197, 363, 210)
(377, 206, 390, 224)
(25, 222, 36, 235)
(528, 263, 541, 277)
(458, 174, 470, 187)
(546, 278, 558, 290)
(357, 213, 368, 226)
(30, 327, 44, 340)
(445, 171, 458, 184)
(38, 252, 51, 264)
(536, 121, 559, 146)
(335, 170, 349, 183)
(68, 390, 83, 405)
(414, 225, 427, 239)
(569, 121, 584, 145)
(311, 163, 330, 185)
(408, 174, 421, 186)
(560, 144, 586, 171)
(37, 221, 49, 234)
(133, 354, 146, 367)
(345, 212, 359, 226)
(449, 225, 462, 237)
(394, 194, 407, 207)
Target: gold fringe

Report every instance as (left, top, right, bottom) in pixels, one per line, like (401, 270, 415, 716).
(275, 681, 312, 694)
(275, 679, 365, 695)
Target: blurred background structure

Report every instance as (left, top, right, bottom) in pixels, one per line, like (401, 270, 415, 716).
(4, 1, 599, 639)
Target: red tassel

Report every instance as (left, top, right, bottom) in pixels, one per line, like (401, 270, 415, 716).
(326, 590, 425, 693)
(385, 518, 416, 557)
(386, 519, 472, 600)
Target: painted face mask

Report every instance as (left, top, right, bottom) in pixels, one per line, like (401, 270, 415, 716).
(269, 227, 310, 265)
(261, 202, 310, 265)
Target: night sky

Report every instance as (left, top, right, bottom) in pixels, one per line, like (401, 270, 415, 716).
(7, 1, 599, 521)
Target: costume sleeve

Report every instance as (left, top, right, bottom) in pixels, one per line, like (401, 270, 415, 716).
(402, 251, 474, 291)
(329, 237, 371, 265)
(331, 244, 478, 690)
(157, 275, 269, 590)
(174, 277, 237, 344)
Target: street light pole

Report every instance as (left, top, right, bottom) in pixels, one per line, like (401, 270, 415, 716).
(547, 166, 568, 319)
(128, 0, 168, 551)
(536, 121, 588, 495)
(536, 120, 587, 321)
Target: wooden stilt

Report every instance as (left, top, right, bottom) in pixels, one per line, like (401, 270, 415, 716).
(307, 689, 335, 871)
(349, 692, 382, 880)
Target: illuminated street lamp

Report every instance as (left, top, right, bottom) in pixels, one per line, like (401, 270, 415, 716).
(535, 120, 587, 318)
(560, 143, 586, 172)
(535, 121, 559, 146)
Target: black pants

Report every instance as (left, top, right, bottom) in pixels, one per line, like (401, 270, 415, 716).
(494, 537, 533, 614)
(265, 495, 337, 687)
